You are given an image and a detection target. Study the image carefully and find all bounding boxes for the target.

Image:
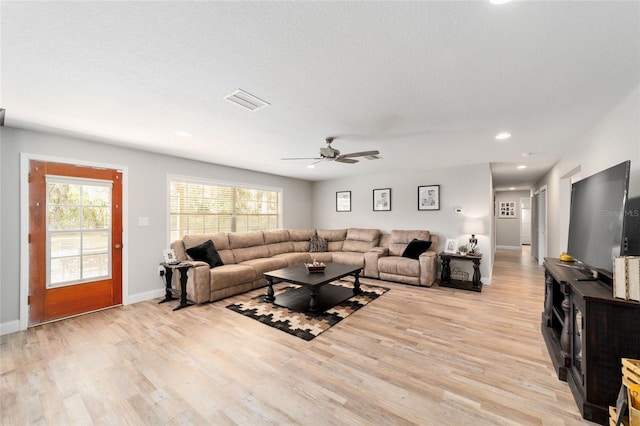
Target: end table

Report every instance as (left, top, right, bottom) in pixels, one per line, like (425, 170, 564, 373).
(159, 262, 194, 311)
(439, 252, 483, 292)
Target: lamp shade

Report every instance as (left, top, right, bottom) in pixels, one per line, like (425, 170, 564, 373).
(463, 219, 485, 235)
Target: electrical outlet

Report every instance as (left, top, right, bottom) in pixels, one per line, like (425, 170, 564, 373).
(158, 265, 165, 276)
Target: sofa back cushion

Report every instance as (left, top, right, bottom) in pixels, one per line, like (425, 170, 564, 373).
(317, 229, 347, 251)
(288, 229, 314, 252)
(183, 233, 235, 265)
(229, 231, 269, 263)
(389, 230, 431, 257)
(263, 229, 294, 256)
(379, 233, 391, 249)
(342, 228, 381, 252)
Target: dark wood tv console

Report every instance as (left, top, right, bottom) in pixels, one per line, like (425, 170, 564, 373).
(541, 258, 640, 425)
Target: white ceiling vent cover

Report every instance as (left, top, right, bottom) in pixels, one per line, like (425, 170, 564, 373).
(224, 89, 270, 111)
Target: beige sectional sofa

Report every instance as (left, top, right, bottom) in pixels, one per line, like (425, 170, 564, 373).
(170, 228, 439, 304)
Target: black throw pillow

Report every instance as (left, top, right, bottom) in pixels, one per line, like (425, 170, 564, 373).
(401, 239, 432, 260)
(186, 239, 224, 268)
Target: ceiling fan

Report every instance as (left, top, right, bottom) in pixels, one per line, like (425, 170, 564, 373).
(282, 137, 381, 165)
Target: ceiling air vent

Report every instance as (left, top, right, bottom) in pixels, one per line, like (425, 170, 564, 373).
(224, 89, 270, 111)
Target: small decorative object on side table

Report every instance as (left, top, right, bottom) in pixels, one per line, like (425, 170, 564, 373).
(439, 251, 482, 292)
(463, 218, 485, 255)
(159, 262, 194, 311)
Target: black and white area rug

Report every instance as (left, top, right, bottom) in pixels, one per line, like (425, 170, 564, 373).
(226, 280, 389, 341)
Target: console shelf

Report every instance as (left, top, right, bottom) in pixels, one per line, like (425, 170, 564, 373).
(541, 258, 640, 425)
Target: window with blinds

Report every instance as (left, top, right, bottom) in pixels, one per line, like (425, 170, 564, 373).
(169, 179, 282, 241)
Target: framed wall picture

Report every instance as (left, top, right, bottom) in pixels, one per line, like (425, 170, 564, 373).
(499, 201, 517, 218)
(373, 188, 391, 211)
(418, 185, 440, 211)
(444, 238, 458, 254)
(163, 249, 178, 264)
(336, 191, 351, 212)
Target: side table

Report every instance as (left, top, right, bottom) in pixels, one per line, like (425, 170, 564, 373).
(439, 252, 483, 292)
(159, 262, 194, 311)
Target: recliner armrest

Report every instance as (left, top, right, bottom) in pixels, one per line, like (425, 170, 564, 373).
(418, 251, 437, 286)
(364, 247, 387, 278)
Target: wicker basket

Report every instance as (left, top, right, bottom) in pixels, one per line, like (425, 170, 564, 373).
(451, 267, 469, 281)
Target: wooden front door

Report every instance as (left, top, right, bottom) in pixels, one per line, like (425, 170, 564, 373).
(29, 160, 123, 325)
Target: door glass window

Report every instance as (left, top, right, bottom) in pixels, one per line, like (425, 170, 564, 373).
(46, 176, 112, 288)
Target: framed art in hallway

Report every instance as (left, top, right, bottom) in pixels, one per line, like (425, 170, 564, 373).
(418, 185, 440, 211)
(336, 191, 351, 212)
(499, 201, 517, 218)
(373, 188, 391, 211)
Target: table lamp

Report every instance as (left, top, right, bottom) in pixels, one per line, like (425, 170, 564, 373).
(463, 219, 485, 254)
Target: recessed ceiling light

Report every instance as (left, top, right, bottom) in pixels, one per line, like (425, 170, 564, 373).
(509, 187, 516, 190)
(490, 0, 513, 4)
(495, 132, 511, 140)
(307, 164, 315, 169)
(174, 130, 192, 137)
(517, 165, 527, 169)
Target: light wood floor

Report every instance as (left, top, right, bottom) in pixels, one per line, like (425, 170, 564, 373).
(1, 249, 596, 425)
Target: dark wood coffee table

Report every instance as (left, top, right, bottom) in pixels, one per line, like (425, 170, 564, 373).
(263, 263, 362, 314)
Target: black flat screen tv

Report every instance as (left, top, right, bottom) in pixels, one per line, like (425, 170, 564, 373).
(567, 160, 631, 280)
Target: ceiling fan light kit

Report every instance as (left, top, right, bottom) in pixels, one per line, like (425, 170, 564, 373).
(282, 137, 380, 166)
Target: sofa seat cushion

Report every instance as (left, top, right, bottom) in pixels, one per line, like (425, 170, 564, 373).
(241, 257, 289, 275)
(379, 272, 420, 286)
(331, 251, 365, 267)
(378, 256, 420, 276)
(273, 252, 312, 267)
(209, 264, 256, 290)
(309, 252, 333, 264)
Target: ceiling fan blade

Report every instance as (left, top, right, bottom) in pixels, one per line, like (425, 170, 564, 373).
(281, 157, 322, 160)
(335, 158, 359, 164)
(338, 150, 380, 158)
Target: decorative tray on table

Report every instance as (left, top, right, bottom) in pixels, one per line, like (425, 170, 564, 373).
(305, 261, 326, 273)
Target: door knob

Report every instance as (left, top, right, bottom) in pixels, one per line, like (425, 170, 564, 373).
(115, 244, 122, 249)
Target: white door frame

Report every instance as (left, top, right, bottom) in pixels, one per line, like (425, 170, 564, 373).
(519, 196, 532, 246)
(19, 153, 129, 331)
(535, 185, 548, 265)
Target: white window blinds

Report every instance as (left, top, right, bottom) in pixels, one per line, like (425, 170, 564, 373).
(169, 179, 281, 241)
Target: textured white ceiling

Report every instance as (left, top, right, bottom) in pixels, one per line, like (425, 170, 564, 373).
(2, 1, 638, 189)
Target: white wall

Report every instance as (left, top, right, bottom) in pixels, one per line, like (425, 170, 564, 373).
(535, 84, 640, 258)
(311, 162, 494, 282)
(0, 127, 313, 330)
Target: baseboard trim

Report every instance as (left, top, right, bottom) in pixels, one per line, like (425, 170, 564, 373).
(0, 320, 21, 336)
(126, 288, 165, 305)
(496, 245, 522, 250)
